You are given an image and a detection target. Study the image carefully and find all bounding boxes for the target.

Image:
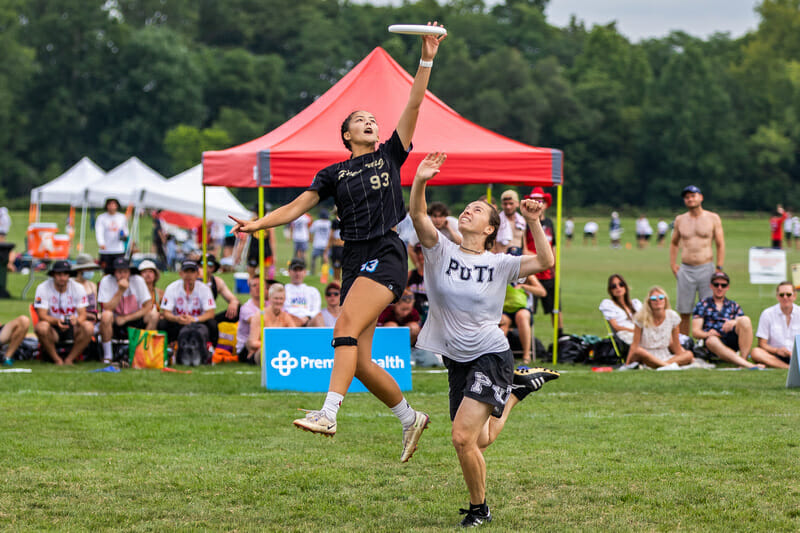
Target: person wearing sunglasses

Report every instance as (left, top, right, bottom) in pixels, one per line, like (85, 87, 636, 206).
(691, 271, 763, 369)
(599, 274, 642, 348)
(619, 287, 693, 370)
(310, 283, 342, 327)
(749, 281, 800, 369)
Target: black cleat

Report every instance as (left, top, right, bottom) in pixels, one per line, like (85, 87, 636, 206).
(459, 507, 492, 528)
(511, 366, 560, 401)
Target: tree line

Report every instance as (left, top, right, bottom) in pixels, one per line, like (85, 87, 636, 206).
(1, 0, 798, 211)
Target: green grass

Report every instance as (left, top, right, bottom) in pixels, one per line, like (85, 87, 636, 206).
(1, 365, 799, 531)
(2, 208, 800, 530)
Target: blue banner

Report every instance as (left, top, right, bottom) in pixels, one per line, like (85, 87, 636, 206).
(263, 327, 412, 392)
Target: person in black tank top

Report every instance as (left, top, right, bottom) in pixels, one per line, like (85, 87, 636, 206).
(230, 25, 445, 461)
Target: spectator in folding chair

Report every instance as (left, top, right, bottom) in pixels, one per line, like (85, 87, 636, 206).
(97, 257, 153, 364)
(158, 260, 217, 344)
(599, 273, 642, 351)
(33, 260, 93, 365)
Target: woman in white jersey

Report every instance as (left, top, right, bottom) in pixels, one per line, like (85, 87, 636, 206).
(409, 152, 560, 528)
(231, 24, 445, 463)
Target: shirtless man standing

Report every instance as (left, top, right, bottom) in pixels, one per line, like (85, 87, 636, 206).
(670, 185, 726, 335)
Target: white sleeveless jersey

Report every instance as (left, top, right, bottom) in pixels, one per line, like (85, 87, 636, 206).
(416, 237, 520, 362)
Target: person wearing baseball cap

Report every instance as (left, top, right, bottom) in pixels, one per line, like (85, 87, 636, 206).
(691, 271, 763, 369)
(670, 183, 726, 335)
(284, 257, 322, 327)
(97, 257, 152, 364)
(157, 259, 217, 346)
(33, 260, 93, 365)
(522, 187, 562, 334)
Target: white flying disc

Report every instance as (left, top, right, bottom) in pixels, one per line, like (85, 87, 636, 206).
(388, 24, 447, 36)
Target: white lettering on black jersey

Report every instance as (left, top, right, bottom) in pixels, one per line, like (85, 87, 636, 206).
(309, 130, 410, 242)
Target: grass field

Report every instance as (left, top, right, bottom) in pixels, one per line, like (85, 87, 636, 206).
(2, 208, 800, 531)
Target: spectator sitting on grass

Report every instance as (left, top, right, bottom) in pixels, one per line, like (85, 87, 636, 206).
(620, 286, 693, 370)
(33, 260, 93, 365)
(283, 257, 321, 327)
(1, 314, 31, 366)
(310, 282, 342, 327)
(377, 289, 421, 346)
(691, 271, 764, 369)
(97, 257, 153, 364)
(157, 260, 216, 345)
(749, 281, 800, 369)
(238, 278, 293, 364)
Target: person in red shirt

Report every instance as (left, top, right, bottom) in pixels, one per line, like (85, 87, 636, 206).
(770, 206, 788, 249)
(523, 187, 563, 334)
(378, 290, 421, 346)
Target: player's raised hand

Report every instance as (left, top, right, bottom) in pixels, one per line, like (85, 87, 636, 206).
(520, 199, 546, 220)
(414, 152, 447, 183)
(421, 21, 446, 60)
(229, 215, 257, 234)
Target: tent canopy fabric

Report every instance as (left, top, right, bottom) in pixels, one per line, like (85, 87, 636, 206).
(203, 47, 562, 189)
(135, 165, 251, 224)
(83, 156, 166, 208)
(30, 157, 106, 206)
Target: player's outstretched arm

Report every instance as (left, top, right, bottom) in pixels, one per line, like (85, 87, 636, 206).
(396, 22, 446, 149)
(230, 190, 320, 234)
(410, 152, 447, 249)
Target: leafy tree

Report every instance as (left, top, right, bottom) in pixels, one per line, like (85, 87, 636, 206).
(164, 124, 230, 173)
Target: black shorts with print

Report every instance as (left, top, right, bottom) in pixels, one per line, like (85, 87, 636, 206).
(443, 349, 514, 421)
(340, 231, 407, 304)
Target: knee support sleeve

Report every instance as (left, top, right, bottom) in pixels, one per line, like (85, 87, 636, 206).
(331, 336, 358, 348)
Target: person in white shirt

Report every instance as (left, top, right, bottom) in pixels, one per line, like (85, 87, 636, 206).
(583, 220, 598, 246)
(33, 260, 92, 365)
(97, 257, 153, 364)
(564, 216, 575, 247)
(750, 281, 800, 369)
(0, 207, 11, 240)
(792, 215, 800, 251)
(95, 198, 128, 253)
(158, 260, 216, 344)
(283, 258, 322, 327)
(494, 190, 526, 255)
(635, 214, 653, 249)
(410, 152, 559, 528)
(309, 210, 332, 276)
(311, 282, 342, 327)
(657, 218, 670, 247)
(289, 213, 312, 264)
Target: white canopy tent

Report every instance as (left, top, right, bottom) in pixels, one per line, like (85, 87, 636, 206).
(135, 165, 251, 224)
(83, 156, 167, 207)
(30, 157, 105, 207)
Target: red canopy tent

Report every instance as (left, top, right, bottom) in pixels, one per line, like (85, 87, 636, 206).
(202, 47, 562, 188)
(202, 47, 564, 364)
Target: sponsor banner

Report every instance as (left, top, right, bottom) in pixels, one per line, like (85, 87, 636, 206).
(263, 327, 412, 392)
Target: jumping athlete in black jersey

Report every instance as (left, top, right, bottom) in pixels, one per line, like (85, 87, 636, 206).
(231, 23, 445, 463)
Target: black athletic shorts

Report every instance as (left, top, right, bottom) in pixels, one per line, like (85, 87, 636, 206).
(341, 232, 407, 304)
(534, 278, 558, 315)
(329, 246, 344, 269)
(720, 330, 740, 351)
(443, 349, 514, 421)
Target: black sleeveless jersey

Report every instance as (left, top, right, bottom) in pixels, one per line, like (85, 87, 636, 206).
(309, 130, 409, 242)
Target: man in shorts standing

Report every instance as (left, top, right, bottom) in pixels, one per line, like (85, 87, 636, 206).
(670, 185, 725, 335)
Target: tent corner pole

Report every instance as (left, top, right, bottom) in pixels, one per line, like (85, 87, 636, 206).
(552, 185, 563, 366)
(258, 187, 266, 386)
(202, 186, 208, 283)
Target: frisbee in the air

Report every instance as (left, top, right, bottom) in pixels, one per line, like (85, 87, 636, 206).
(388, 24, 447, 36)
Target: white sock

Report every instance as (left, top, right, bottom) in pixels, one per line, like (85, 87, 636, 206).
(102, 342, 112, 361)
(391, 398, 416, 430)
(321, 392, 344, 422)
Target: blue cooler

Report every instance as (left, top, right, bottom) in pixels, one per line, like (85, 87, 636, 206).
(234, 272, 249, 294)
